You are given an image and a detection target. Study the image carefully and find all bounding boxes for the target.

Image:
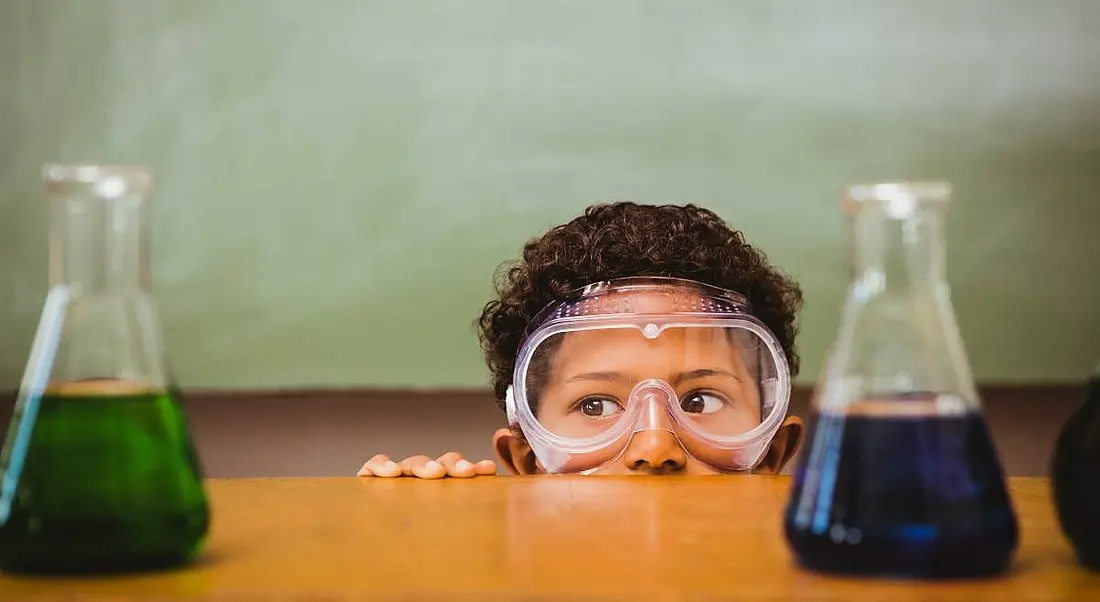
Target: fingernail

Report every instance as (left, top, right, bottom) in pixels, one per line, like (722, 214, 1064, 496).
(384, 461, 399, 472)
(425, 461, 443, 472)
(456, 460, 473, 471)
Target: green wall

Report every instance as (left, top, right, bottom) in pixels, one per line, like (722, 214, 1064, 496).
(1, 0, 1098, 390)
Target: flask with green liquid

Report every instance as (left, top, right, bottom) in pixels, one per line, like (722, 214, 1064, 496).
(0, 164, 209, 575)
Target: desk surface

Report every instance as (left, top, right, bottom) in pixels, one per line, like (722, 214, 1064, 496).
(1, 476, 1097, 601)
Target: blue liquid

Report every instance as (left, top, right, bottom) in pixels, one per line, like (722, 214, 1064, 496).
(783, 409, 1018, 578)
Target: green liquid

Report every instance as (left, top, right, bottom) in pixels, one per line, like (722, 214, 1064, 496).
(0, 389, 209, 575)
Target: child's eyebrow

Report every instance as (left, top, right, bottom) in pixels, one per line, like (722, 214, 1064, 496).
(670, 369, 740, 386)
(566, 371, 623, 383)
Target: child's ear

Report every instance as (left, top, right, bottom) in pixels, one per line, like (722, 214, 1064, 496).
(757, 416, 804, 474)
(492, 428, 540, 475)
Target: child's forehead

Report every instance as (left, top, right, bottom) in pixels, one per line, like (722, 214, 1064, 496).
(551, 326, 749, 373)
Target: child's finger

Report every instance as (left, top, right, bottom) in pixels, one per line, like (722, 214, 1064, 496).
(473, 460, 498, 476)
(369, 455, 402, 478)
(358, 454, 400, 477)
(436, 452, 476, 478)
(400, 455, 446, 479)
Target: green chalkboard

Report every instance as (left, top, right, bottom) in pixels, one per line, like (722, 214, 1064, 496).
(1, 0, 1098, 390)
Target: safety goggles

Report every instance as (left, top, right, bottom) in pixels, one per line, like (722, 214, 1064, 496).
(505, 276, 791, 474)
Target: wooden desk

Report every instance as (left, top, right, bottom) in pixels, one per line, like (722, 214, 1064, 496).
(1, 477, 1097, 601)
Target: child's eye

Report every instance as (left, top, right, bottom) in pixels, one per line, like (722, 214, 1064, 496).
(680, 391, 727, 415)
(577, 397, 623, 417)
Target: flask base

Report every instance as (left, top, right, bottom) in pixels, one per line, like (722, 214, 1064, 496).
(784, 408, 1019, 580)
(0, 388, 210, 576)
(787, 534, 1015, 579)
(0, 549, 201, 576)
(0, 509, 208, 576)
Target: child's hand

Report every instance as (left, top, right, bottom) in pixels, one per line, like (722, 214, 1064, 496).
(357, 452, 497, 479)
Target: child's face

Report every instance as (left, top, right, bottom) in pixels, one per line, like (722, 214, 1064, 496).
(494, 286, 804, 475)
(536, 327, 760, 475)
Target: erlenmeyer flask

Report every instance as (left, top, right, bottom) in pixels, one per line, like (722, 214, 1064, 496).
(783, 182, 1018, 578)
(0, 164, 209, 575)
(1052, 359, 1100, 572)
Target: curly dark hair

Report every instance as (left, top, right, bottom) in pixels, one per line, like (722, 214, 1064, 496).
(476, 202, 804, 409)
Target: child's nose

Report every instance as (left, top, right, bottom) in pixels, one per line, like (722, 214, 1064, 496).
(622, 431, 687, 473)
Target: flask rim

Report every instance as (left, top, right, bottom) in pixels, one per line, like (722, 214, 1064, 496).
(844, 181, 951, 218)
(41, 163, 155, 200)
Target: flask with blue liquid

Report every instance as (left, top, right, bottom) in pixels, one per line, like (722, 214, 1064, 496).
(783, 182, 1018, 578)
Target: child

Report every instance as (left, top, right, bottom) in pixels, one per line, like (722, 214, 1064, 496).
(359, 202, 804, 478)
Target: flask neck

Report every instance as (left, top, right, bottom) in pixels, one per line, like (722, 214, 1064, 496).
(49, 194, 149, 295)
(850, 206, 946, 299)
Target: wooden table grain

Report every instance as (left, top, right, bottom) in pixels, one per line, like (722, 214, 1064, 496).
(0, 476, 1097, 601)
